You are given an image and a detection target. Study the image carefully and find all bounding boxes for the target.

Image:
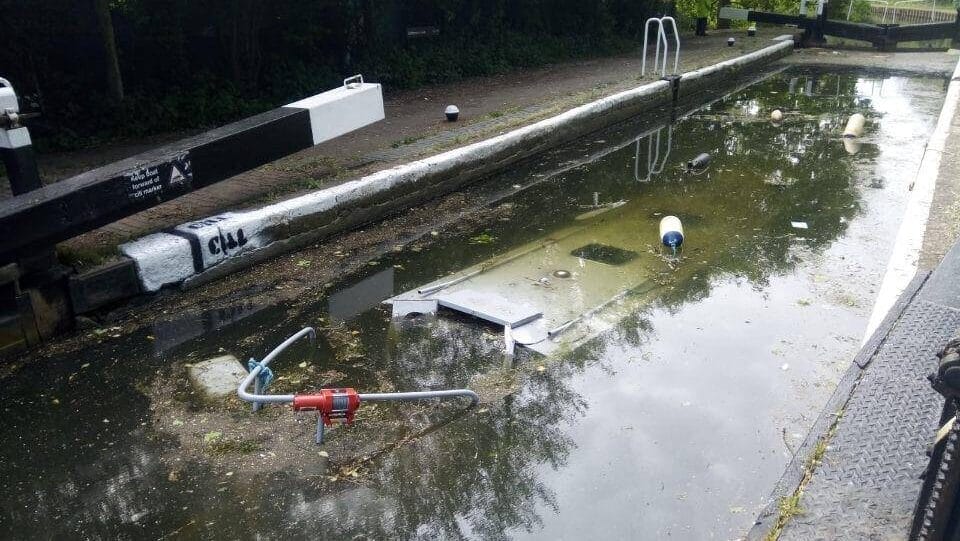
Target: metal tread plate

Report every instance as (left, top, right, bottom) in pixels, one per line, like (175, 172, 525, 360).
(780, 300, 960, 540)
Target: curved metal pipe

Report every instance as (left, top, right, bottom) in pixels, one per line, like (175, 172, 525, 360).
(238, 327, 316, 405)
(239, 327, 479, 408)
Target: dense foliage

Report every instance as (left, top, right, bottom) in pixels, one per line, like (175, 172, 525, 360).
(1, 0, 671, 149)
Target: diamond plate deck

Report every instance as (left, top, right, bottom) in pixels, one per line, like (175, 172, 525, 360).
(778, 299, 960, 541)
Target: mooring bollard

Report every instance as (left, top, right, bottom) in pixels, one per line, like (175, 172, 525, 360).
(445, 105, 460, 121)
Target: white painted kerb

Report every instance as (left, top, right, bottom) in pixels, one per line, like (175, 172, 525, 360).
(863, 57, 960, 342)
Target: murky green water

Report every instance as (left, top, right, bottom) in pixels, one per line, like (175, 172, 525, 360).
(0, 66, 947, 539)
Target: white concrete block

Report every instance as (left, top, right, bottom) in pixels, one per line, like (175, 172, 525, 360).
(187, 355, 247, 400)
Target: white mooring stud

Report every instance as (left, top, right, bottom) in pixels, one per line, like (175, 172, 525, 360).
(771, 109, 784, 122)
(445, 105, 460, 122)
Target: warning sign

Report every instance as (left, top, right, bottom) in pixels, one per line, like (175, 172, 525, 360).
(169, 153, 193, 186)
(170, 164, 185, 184)
(125, 165, 162, 200)
(124, 152, 193, 201)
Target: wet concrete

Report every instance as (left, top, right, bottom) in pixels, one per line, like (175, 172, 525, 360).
(0, 65, 948, 539)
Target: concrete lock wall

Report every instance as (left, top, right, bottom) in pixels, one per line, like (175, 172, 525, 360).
(121, 39, 794, 293)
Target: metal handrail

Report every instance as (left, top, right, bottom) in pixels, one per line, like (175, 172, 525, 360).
(889, 0, 928, 23)
(642, 17, 680, 77)
(861, 0, 934, 23)
(642, 18, 663, 77)
(661, 16, 681, 75)
(634, 125, 673, 182)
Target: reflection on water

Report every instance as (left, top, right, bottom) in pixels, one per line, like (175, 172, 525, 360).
(0, 67, 947, 539)
(151, 301, 266, 354)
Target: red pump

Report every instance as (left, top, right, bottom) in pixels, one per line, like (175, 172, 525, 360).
(293, 388, 361, 426)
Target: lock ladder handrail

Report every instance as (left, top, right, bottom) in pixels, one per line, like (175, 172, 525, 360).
(641, 17, 680, 78)
(660, 16, 681, 75)
(642, 18, 664, 77)
(634, 125, 673, 182)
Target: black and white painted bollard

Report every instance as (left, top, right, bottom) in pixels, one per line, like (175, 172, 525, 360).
(0, 78, 42, 196)
(728, 37, 736, 47)
(445, 105, 460, 122)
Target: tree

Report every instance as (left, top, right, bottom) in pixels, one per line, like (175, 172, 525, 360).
(92, 0, 124, 103)
(226, 0, 265, 89)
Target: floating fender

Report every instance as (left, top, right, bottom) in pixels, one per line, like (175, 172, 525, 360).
(687, 153, 711, 170)
(770, 109, 783, 122)
(660, 216, 684, 248)
(842, 113, 865, 138)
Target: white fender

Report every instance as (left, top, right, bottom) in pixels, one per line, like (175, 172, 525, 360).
(659, 216, 684, 248)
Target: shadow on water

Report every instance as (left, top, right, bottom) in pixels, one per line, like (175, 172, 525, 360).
(0, 65, 948, 539)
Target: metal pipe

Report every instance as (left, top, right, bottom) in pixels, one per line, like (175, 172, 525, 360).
(417, 270, 480, 295)
(656, 22, 668, 76)
(634, 139, 643, 182)
(648, 129, 661, 178)
(547, 319, 577, 338)
(239, 327, 479, 408)
(359, 389, 479, 406)
(238, 327, 316, 405)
